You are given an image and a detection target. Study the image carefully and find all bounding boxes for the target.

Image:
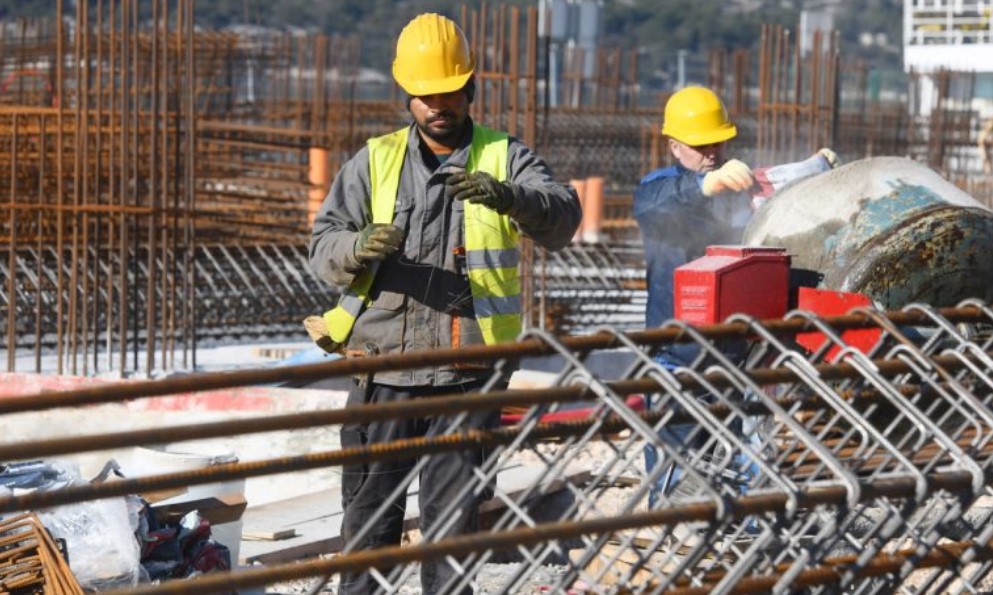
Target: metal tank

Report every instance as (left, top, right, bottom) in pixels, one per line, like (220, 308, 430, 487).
(742, 156, 993, 308)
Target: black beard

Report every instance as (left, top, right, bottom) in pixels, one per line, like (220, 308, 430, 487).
(416, 116, 467, 147)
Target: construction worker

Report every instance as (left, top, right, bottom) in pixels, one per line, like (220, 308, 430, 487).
(306, 13, 581, 595)
(635, 86, 754, 336)
(635, 86, 838, 510)
(633, 86, 755, 510)
(637, 86, 838, 333)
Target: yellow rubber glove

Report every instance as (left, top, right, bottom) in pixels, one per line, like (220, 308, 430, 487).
(701, 159, 754, 196)
(817, 147, 840, 169)
(353, 223, 404, 264)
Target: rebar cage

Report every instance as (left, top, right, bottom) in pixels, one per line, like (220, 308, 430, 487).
(325, 300, 993, 594)
(4, 301, 993, 594)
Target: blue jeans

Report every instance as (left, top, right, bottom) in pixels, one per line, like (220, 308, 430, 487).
(642, 421, 694, 509)
(643, 347, 760, 509)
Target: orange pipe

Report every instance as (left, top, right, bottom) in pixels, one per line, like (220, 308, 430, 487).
(308, 147, 331, 227)
(569, 179, 587, 243)
(583, 176, 604, 243)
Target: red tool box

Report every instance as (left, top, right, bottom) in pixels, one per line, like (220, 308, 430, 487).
(674, 245, 791, 324)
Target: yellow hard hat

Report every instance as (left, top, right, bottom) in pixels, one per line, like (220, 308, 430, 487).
(393, 13, 475, 97)
(661, 86, 737, 146)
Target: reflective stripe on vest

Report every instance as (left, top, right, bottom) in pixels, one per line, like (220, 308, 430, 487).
(324, 124, 522, 346)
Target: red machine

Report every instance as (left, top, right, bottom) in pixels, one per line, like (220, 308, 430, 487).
(794, 287, 880, 358)
(674, 245, 881, 356)
(502, 246, 883, 428)
(674, 245, 791, 324)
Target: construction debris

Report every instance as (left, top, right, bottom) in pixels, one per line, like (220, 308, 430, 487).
(0, 513, 83, 595)
(137, 508, 232, 581)
(0, 458, 243, 592)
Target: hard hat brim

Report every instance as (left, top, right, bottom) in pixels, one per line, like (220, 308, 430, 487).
(663, 124, 737, 146)
(393, 68, 473, 98)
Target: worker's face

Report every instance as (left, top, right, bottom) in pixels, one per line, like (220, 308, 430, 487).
(670, 139, 726, 172)
(409, 89, 470, 151)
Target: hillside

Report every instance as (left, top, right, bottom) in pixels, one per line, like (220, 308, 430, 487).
(2, 0, 904, 84)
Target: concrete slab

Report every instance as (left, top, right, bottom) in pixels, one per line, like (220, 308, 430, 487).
(0, 371, 348, 507)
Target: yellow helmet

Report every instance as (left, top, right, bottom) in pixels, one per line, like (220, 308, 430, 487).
(661, 86, 737, 146)
(392, 13, 475, 97)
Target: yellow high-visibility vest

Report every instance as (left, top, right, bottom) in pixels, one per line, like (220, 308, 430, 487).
(322, 124, 522, 347)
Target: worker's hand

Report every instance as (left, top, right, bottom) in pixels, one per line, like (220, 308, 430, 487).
(817, 147, 840, 169)
(701, 159, 754, 197)
(353, 223, 404, 264)
(445, 171, 516, 214)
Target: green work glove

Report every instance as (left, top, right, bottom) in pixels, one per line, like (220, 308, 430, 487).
(445, 171, 516, 214)
(701, 159, 754, 197)
(354, 223, 404, 264)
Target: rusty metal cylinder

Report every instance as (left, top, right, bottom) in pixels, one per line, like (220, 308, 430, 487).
(742, 156, 993, 308)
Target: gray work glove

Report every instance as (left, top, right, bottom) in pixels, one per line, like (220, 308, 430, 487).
(445, 171, 516, 214)
(353, 223, 404, 264)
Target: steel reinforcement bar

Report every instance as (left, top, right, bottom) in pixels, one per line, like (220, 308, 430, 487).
(6, 300, 993, 593)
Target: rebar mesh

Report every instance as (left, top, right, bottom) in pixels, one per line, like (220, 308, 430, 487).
(0, 513, 83, 595)
(0, 240, 648, 358)
(5, 304, 993, 594)
(326, 300, 993, 594)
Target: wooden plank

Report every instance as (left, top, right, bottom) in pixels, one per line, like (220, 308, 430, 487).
(239, 488, 346, 564)
(240, 465, 591, 565)
(153, 494, 248, 527)
(140, 487, 189, 504)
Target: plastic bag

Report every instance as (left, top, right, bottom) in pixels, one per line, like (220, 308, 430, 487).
(36, 461, 142, 591)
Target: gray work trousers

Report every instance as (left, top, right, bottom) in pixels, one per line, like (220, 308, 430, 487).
(338, 379, 499, 595)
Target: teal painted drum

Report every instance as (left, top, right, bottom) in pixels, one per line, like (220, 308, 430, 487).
(743, 156, 993, 309)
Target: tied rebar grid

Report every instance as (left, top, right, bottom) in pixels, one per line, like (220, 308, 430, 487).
(0, 2, 383, 377)
(0, 240, 644, 359)
(297, 299, 993, 595)
(2, 302, 993, 594)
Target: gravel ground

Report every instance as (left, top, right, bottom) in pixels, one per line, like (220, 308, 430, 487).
(262, 439, 648, 595)
(258, 438, 993, 595)
(264, 562, 578, 595)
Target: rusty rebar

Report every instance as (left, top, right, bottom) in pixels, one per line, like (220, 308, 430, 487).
(0, 305, 988, 416)
(89, 468, 990, 595)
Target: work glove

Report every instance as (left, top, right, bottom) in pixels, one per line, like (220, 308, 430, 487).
(353, 223, 404, 264)
(817, 147, 840, 169)
(445, 171, 516, 214)
(700, 159, 754, 197)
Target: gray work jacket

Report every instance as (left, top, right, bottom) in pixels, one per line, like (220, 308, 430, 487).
(309, 120, 582, 386)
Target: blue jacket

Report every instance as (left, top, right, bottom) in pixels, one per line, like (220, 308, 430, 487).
(634, 165, 734, 330)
